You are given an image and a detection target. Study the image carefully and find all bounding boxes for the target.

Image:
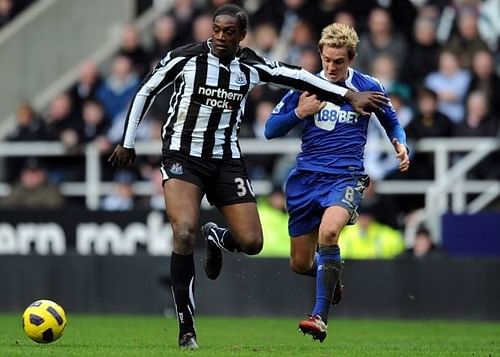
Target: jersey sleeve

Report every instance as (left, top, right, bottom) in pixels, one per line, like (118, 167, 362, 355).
(371, 81, 407, 146)
(120, 46, 190, 148)
(264, 90, 302, 139)
(241, 49, 348, 104)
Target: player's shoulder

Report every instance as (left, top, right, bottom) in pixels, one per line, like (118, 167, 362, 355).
(281, 89, 301, 103)
(348, 68, 385, 92)
(237, 47, 277, 67)
(169, 41, 209, 59)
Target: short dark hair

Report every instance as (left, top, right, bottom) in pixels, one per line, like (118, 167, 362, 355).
(213, 4, 249, 33)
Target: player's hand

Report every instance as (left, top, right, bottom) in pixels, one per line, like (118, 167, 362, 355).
(345, 90, 388, 116)
(108, 145, 136, 169)
(392, 138, 410, 172)
(296, 91, 326, 119)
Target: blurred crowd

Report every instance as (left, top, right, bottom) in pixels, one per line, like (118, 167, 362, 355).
(0, 0, 36, 28)
(1, 0, 500, 252)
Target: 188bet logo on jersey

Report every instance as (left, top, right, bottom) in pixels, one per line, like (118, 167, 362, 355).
(314, 102, 359, 131)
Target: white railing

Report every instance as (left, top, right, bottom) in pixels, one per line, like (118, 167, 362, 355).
(0, 138, 498, 241)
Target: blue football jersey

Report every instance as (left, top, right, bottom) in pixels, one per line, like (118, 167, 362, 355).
(266, 68, 406, 175)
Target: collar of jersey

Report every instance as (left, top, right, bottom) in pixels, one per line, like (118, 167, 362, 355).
(319, 68, 354, 88)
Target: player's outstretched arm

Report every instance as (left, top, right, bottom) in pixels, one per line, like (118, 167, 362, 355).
(108, 145, 136, 169)
(345, 90, 388, 116)
(253, 61, 387, 116)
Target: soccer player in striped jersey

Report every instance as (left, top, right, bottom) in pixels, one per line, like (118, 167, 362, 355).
(265, 23, 410, 342)
(108, 5, 389, 349)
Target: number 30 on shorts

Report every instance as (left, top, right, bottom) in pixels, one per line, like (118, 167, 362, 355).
(234, 177, 255, 197)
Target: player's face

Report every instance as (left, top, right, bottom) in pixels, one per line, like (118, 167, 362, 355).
(320, 46, 353, 83)
(212, 15, 245, 59)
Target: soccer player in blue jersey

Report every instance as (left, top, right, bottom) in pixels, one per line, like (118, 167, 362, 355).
(265, 23, 410, 342)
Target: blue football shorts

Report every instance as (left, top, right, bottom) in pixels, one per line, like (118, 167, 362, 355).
(285, 168, 370, 237)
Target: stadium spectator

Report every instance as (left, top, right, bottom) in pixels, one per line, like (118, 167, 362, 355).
(43, 93, 82, 182)
(252, 23, 279, 58)
(167, 0, 201, 44)
(149, 15, 178, 67)
(404, 225, 443, 259)
(69, 59, 103, 117)
(118, 24, 151, 77)
(355, 7, 407, 77)
(0, 0, 15, 28)
(376, 0, 418, 41)
(297, 45, 321, 74)
(0, 159, 65, 209)
(107, 4, 388, 350)
(340, 204, 405, 259)
(370, 54, 412, 105)
(4, 102, 46, 182)
(333, 11, 357, 29)
(43, 93, 79, 148)
(79, 100, 111, 147)
(96, 55, 140, 123)
(0, 0, 32, 28)
(6, 102, 46, 142)
(389, 91, 413, 130)
(455, 91, 498, 138)
(445, 9, 488, 69)
(200, 0, 244, 13)
(191, 13, 213, 43)
(454, 91, 499, 180)
(314, 0, 376, 35)
(424, 49, 471, 124)
(466, 49, 500, 119)
(435, 0, 482, 45)
(403, 14, 442, 91)
(478, 0, 500, 51)
(406, 87, 454, 140)
(265, 22, 409, 343)
(405, 87, 454, 180)
(251, 0, 310, 36)
(101, 170, 136, 211)
(282, 20, 317, 66)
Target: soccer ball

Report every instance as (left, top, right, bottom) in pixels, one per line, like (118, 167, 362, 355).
(22, 299, 67, 343)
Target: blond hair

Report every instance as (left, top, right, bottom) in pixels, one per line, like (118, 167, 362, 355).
(319, 23, 359, 60)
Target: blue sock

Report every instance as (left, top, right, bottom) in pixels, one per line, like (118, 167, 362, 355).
(312, 245, 342, 323)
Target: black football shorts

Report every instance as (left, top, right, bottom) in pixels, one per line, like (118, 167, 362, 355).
(160, 151, 256, 207)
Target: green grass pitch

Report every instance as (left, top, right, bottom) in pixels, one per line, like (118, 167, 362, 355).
(1, 314, 499, 356)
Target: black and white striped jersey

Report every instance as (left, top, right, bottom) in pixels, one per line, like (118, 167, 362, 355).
(121, 39, 348, 159)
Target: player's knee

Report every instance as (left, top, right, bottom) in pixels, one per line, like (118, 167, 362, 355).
(240, 236, 263, 255)
(290, 258, 311, 275)
(318, 226, 341, 245)
(172, 223, 196, 253)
